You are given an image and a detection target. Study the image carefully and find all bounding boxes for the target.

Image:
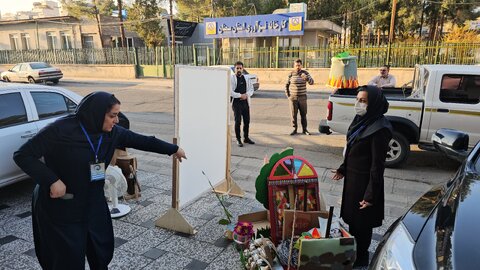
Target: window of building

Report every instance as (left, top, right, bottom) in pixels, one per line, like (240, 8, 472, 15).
(127, 37, 134, 48)
(240, 38, 254, 59)
(440, 74, 480, 104)
(278, 37, 289, 47)
(229, 38, 239, 48)
(31, 92, 71, 120)
(82, 35, 94, 48)
(112, 37, 134, 48)
(60, 31, 72, 49)
(290, 37, 301, 47)
(21, 33, 31, 50)
(111, 36, 121, 48)
(46, 32, 57, 50)
(9, 34, 20, 50)
(0, 93, 27, 128)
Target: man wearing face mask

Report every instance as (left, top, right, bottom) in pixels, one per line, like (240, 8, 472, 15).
(368, 64, 396, 88)
(230, 61, 255, 147)
(332, 86, 392, 267)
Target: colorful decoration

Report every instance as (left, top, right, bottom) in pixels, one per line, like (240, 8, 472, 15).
(294, 228, 322, 249)
(233, 221, 255, 249)
(328, 53, 358, 89)
(267, 156, 320, 244)
(255, 148, 294, 209)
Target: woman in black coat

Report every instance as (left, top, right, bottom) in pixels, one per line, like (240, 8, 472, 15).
(13, 91, 186, 270)
(332, 86, 392, 267)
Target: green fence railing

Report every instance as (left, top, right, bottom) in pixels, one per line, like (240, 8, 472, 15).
(1, 43, 479, 76)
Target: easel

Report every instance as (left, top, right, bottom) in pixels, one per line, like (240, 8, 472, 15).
(155, 66, 244, 235)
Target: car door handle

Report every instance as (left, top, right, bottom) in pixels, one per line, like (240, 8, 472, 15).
(437, 108, 450, 113)
(21, 133, 36, 139)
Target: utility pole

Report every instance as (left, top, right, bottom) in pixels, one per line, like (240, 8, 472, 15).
(169, 0, 175, 67)
(387, 0, 398, 65)
(117, 0, 126, 48)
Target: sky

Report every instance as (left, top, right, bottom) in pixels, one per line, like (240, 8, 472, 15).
(0, 0, 56, 14)
(0, 0, 165, 15)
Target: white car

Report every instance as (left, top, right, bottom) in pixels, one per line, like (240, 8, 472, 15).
(0, 83, 82, 188)
(1, 62, 63, 84)
(212, 65, 260, 92)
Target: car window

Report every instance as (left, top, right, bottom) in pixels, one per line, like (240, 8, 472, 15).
(0, 93, 28, 128)
(243, 69, 249, 75)
(31, 92, 70, 119)
(11, 64, 21, 72)
(440, 75, 480, 104)
(19, 64, 28, 71)
(30, 62, 51, 69)
(65, 96, 77, 112)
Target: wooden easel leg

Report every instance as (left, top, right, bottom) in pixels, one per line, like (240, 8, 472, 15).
(155, 208, 196, 235)
(214, 175, 245, 197)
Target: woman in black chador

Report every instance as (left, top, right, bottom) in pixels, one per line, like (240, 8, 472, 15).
(14, 91, 186, 269)
(332, 85, 392, 267)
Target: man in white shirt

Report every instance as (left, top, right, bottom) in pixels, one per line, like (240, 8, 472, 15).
(230, 61, 255, 147)
(368, 65, 396, 88)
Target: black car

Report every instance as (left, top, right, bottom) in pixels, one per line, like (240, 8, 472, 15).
(370, 129, 480, 270)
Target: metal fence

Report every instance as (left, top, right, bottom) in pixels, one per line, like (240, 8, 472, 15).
(1, 43, 479, 69)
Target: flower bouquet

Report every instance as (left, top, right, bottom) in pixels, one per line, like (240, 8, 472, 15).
(233, 221, 254, 250)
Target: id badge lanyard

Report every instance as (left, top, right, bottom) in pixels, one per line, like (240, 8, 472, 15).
(80, 123, 103, 163)
(80, 123, 106, 182)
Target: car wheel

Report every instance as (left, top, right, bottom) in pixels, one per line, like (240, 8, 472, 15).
(51, 79, 59, 85)
(385, 131, 410, 168)
(3, 76, 10, 82)
(28, 77, 36, 84)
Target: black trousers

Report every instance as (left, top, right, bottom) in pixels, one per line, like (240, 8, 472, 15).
(232, 99, 250, 141)
(348, 222, 373, 263)
(288, 95, 308, 131)
(32, 185, 114, 270)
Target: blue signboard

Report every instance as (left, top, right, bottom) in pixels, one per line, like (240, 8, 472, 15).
(204, 13, 304, 39)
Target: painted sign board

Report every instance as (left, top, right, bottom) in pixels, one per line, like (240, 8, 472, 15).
(204, 13, 304, 39)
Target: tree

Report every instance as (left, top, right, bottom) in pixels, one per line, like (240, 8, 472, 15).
(61, 0, 115, 18)
(176, 0, 211, 22)
(444, 25, 480, 43)
(176, 0, 286, 22)
(127, 0, 165, 47)
(61, 0, 115, 47)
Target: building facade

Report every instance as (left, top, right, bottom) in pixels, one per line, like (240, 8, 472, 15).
(0, 15, 143, 51)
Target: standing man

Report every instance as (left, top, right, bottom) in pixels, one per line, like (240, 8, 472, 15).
(286, 58, 314, 135)
(231, 61, 255, 147)
(368, 65, 396, 88)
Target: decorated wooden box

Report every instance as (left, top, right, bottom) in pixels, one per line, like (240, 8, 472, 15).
(267, 155, 320, 244)
(298, 229, 356, 270)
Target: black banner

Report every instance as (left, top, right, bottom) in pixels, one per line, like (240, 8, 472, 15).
(167, 19, 198, 37)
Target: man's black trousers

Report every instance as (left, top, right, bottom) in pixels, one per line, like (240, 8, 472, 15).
(232, 99, 250, 141)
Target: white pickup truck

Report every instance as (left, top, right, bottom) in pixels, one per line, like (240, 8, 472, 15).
(319, 64, 480, 167)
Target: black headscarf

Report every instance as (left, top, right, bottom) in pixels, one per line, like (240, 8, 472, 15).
(75, 91, 119, 134)
(346, 85, 392, 145)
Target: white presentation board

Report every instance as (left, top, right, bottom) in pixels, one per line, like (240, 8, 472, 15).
(176, 66, 230, 208)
